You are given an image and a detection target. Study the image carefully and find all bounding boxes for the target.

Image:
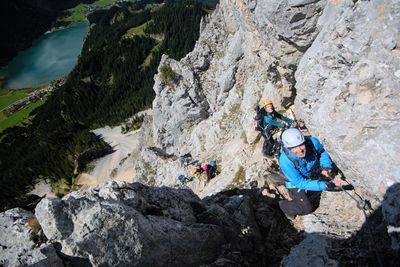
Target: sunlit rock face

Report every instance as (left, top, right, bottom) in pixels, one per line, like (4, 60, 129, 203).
(134, 0, 326, 195)
(0, 208, 63, 266)
(32, 181, 295, 266)
(294, 0, 400, 199)
(139, 0, 399, 204)
(144, 0, 400, 250)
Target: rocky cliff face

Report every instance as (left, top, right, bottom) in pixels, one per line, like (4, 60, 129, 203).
(128, 0, 399, 255)
(295, 0, 400, 199)
(1, 181, 299, 266)
(131, 0, 330, 196)
(1, 0, 399, 265)
(131, 0, 399, 201)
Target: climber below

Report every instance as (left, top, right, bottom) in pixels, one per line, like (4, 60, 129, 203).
(254, 99, 295, 157)
(193, 160, 218, 182)
(276, 128, 343, 218)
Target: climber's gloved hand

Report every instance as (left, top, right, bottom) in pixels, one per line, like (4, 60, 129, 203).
(326, 177, 343, 191)
(326, 182, 336, 190)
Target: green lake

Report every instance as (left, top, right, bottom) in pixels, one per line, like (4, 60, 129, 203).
(0, 21, 89, 89)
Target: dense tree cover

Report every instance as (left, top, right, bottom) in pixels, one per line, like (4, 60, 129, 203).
(145, 0, 205, 59)
(198, 0, 219, 9)
(0, 0, 212, 211)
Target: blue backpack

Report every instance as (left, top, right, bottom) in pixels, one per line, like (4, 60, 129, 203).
(209, 160, 217, 168)
(178, 175, 187, 183)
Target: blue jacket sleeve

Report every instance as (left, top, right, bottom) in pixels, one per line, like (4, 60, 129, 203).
(310, 137, 333, 169)
(263, 115, 285, 128)
(280, 155, 327, 191)
(275, 112, 294, 124)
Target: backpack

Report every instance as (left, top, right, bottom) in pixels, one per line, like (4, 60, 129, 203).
(178, 175, 187, 183)
(254, 106, 266, 131)
(277, 136, 318, 169)
(209, 160, 217, 168)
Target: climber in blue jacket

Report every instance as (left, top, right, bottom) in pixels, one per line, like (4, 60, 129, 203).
(255, 99, 294, 157)
(278, 128, 343, 218)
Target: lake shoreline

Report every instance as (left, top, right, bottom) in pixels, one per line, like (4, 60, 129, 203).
(0, 21, 89, 90)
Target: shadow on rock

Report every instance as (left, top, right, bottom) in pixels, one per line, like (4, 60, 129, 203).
(329, 183, 400, 266)
(201, 187, 304, 266)
(284, 183, 400, 266)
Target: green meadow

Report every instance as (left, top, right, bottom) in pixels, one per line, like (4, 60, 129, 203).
(0, 100, 45, 132)
(0, 89, 33, 111)
(0, 88, 47, 132)
(62, 0, 118, 23)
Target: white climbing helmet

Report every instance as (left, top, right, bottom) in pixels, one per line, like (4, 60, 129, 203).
(281, 128, 305, 148)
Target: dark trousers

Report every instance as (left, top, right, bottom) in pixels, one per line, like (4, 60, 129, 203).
(279, 188, 313, 217)
(262, 126, 276, 156)
(206, 167, 216, 181)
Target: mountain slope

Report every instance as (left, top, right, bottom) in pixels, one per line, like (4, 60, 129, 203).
(0, 0, 210, 211)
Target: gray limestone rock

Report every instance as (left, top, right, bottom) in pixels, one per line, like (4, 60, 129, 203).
(152, 55, 210, 155)
(136, 0, 324, 191)
(101, 0, 400, 263)
(282, 233, 338, 267)
(31, 182, 297, 266)
(295, 0, 400, 200)
(0, 208, 62, 267)
(35, 182, 224, 266)
(8, 0, 396, 265)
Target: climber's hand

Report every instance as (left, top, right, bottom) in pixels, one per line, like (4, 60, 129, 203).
(321, 168, 331, 178)
(332, 177, 343, 187)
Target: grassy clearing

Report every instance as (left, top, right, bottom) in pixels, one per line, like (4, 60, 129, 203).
(96, 0, 117, 8)
(62, 0, 117, 23)
(0, 100, 45, 132)
(124, 21, 150, 38)
(0, 84, 48, 110)
(145, 3, 163, 12)
(0, 88, 39, 110)
(63, 4, 86, 23)
(51, 178, 77, 198)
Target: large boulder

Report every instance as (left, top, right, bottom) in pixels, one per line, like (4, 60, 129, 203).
(32, 181, 298, 266)
(0, 208, 62, 267)
(35, 181, 224, 266)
